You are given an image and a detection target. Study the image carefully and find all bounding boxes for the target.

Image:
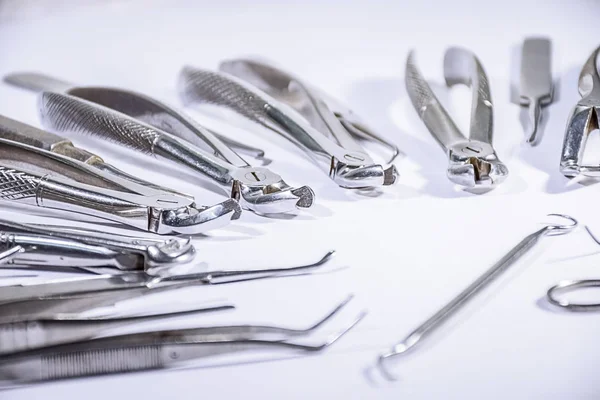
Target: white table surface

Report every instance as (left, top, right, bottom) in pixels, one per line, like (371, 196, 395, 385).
(1, 0, 600, 398)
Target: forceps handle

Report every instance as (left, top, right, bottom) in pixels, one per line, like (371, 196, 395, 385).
(38, 92, 237, 189)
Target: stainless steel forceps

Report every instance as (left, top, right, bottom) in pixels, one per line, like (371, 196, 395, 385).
(405, 48, 508, 190)
(560, 45, 600, 178)
(4, 73, 315, 215)
(0, 296, 365, 385)
(0, 115, 240, 233)
(177, 65, 398, 189)
(0, 218, 196, 275)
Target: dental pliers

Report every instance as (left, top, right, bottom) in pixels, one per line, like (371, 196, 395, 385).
(405, 47, 508, 191)
(560, 45, 600, 178)
(0, 115, 241, 234)
(177, 63, 399, 189)
(4, 73, 315, 215)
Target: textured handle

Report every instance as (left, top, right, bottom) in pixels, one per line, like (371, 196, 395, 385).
(41, 346, 163, 380)
(39, 92, 161, 155)
(0, 166, 41, 201)
(0, 322, 45, 354)
(179, 67, 272, 126)
(405, 52, 464, 150)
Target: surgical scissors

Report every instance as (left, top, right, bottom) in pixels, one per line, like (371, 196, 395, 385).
(378, 214, 578, 379)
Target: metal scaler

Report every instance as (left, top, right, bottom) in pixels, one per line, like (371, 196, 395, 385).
(405, 48, 508, 191)
(0, 117, 240, 235)
(177, 65, 399, 189)
(560, 46, 600, 178)
(4, 73, 314, 215)
(378, 214, 578, 380)
(518, 37, 554, 146)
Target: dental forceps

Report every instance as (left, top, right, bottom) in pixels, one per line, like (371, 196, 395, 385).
(378, 214, 577, 379)
(560, 46, 600, 178)
(4, 73, 314, 215)
(405, 48, 508, 190)
(177, 65, 398, 189)
(0, 217, 196, 276)
(546, 226, 600, 311)
(0, 115, 240, 233)
(0, 296, 365, 385)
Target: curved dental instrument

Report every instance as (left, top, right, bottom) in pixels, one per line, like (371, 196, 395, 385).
(545, 225, 600, 311)
(0, 219, 196, 275)
(518, 37, 553, 146)
(0, 116, 241, 234)
(177, 66, 398, 189)
(405, 48, 508, 190)
(378, 214, 577, 379)
(560, 46, 600, 178)
(546, 280, 600, 312)
(0, 296, 365, 384)
(0, 249, 336, 304)
(0, 293, 350, 354)
(4, 73, 314, 215)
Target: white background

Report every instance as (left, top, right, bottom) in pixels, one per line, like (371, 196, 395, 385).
(1, 0, 600, 398)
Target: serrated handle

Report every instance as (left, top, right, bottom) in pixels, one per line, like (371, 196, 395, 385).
(41, 345, 163, 380)
(0, 166, 42, 202)
(39, 92, 161, 154)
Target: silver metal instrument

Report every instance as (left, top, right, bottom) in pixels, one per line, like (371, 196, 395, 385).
(4, 73, 314, 215)
(0, 249, 336, 303)
(378, 214, 578, 379)
(546, 226, 600, 311)
(405, 48, 508, 191)
(177, 65, 398, 189)
(560, 46, 600, 178)
(518, 37, 553, 146)
(0, 296, 365, 385)
(0, 218, 196, 275)
(0, 115, 241, 234)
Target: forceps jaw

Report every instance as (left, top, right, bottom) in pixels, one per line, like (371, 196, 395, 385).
(160, 199, 242, 235)
(331, 158, 398, 188)
(446, 141, 508, 189)
(229, 167, 315, 213)
(560, 106, 600, 178)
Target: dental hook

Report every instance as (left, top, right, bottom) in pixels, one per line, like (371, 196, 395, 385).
(378, 214, 578, 380)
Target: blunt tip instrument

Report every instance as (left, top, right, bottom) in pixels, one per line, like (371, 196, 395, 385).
(519, 37, 553, 146)
(405, 48, 508, 191)
(178, 65, 399, 189)
(560, 46, 600, 178)
(378, 214, 577, 380)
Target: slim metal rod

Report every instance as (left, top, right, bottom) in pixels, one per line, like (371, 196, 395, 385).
(378, 214, 578, 378)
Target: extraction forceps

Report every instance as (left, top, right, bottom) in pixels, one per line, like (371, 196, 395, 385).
(378, 214, 577, 379)
(560, 45, 600, 178)
(0, 218, 196, 275)
(4, 73, 314, 215)
(177, 66, 398, 189)
(0, 115, 241, 233)
(0, 296, 365, 385)
(406, 48, 508, 190)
